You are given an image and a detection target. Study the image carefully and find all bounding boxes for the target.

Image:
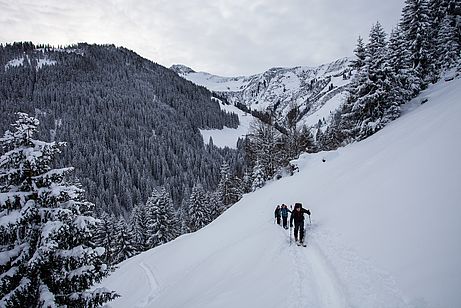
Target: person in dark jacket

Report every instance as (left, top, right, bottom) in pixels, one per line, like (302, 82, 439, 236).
(274, 205, 281, 225)
(290, 203, 311, 244)
(280, 204, 291, 229)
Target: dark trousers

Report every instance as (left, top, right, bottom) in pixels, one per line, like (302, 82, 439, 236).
(294, 222, 305, 242)
(275, 216, 281, 225)
(282, 216, 288, 228)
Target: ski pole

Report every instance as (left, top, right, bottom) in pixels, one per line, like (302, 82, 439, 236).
(309, 214, 311, 224)
(289, 224, 292, 245)
(303, 221, 306, 245)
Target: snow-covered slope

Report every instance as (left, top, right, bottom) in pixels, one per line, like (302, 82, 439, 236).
(199, 97, 252, 149)
(173, 58, 351, 148)
(4, 55, 57, 71)
(100, 78, 461, 308)
(171, 58, 350, 124)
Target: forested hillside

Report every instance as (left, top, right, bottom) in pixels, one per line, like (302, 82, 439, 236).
(0, 42, 241, 216)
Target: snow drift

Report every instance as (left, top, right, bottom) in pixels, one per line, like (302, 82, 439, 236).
(100, 78, 461, 308)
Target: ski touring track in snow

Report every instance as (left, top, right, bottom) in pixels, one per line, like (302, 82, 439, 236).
(275, 219, 410, 308)
(137, 262, 161, 307)
(280, 222, 349, 308)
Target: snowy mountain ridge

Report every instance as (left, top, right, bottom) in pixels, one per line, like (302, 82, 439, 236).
(100, 77, 461, 308)
(171, 57, 351, 128)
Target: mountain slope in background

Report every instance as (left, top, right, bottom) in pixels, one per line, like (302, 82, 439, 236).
(171, 57, 351, 129)
(100, 77, 461, 307)
(0, 42, 241, 216)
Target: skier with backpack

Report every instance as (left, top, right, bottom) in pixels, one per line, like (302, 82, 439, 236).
(274, 205, 281, 225)
(280, 204, 291, 229)
(290, 203, 311, 246)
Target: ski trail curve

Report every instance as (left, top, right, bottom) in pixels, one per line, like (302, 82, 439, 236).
(138, 262, 160, 307)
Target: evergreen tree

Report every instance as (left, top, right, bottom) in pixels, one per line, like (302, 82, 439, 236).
(227, 176, 243, 206)
(241, 169, 253, 194)
(247, 119, 283, 180)
(436, 14, 461, 71)
(298, 125, 317, 153)
(315, 128, 324, 147)
(186, 184, 210, 232)
(217, 161, 233, 207)
(350, 36, 366, 71)
(145, 188, 180, 247)
(93, 212, 117, 266)
(0, 113, 117, 307)
(112, 217, 137, 264)
(399, 0, 432, 90)
(339, 22, 400, 141)
(178, 200, 190, 234)
(130, 203, 150, 252)
(251, 161, 265, 191)
(285, 103, 302, 159)
(387, 26, 417, 103)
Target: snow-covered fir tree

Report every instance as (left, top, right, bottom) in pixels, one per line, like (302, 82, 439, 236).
(112, 217, 137, 264)
(178, 200, 190, 234)
(436, 14, 461, 71)
(298, 125, 317, 153)
(251, 161, 265, 191)
(93, 212, 118, 266)
(0, 113, 117, 307)
(246, 118, 284, 180)
(130, 203, 150, 252)
(350, 36, 366, 71)
(186, 184, 210, 233)
(208, 191, 224, 221)
(241, 170, 253, 194)
(399, 0, 432, 90)
(338, 22, 400, 141)
(145, 188, 180, 247)
(228, 176, 243, 206)
(387, 25, 417, 104)
(217, 161, 233, 207)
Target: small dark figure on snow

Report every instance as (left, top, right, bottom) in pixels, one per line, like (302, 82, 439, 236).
(274, 205, 281, 225)
(290, 203, 311, 245)
(280, 204, 291, 229)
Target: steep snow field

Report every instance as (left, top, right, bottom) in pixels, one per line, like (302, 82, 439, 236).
(101, 78, 461, 308)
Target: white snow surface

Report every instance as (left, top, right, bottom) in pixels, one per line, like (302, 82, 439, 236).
(4, 58, 24, 70)
(100, 78, 461, 308)
(4, 56, 56, 71)
(36, 58, 57, 70)
(200, 98, 253, 148)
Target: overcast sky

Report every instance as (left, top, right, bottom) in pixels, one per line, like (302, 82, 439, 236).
(0, 0, 405, 76)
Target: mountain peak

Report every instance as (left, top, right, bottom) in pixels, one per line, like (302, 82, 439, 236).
(170, 64, 196, 75)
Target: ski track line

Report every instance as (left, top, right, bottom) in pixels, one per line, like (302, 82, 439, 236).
(290, 242, 314, 308)
(284, 222, 348, 308)
(303, 239, 348, 308)
(138, 262, 161, 307)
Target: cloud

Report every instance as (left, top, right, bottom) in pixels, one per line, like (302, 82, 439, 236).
(0, 0, 404, 75)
